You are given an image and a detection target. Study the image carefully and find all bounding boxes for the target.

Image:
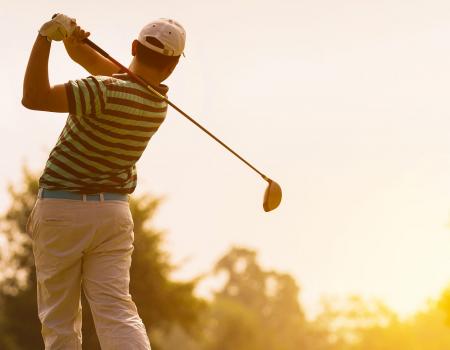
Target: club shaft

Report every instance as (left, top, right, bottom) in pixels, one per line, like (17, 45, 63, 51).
(84, 38, 268, 181)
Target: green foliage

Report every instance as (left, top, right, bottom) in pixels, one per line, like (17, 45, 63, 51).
(129, 194, 207, 334)
(346, 303, 450, 350)
(2, 167, 450, 350)
(0, 167, 42, 349)
(0, 167, 38, 294)
(205, 297, 266, 350)
(315, 295, 397, 347)
(317, 293, 450, 350)
(200, 247, 329, 350)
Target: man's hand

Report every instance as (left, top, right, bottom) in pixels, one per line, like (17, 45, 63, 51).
(39, 14, 76, 42)
(63, 24, 119, 76)
(64, 25, 91, 47)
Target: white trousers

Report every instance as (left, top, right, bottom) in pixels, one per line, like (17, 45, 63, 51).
(27, 198, 151, 350)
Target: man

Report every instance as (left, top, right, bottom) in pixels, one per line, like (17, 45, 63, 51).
(22, 14, 186, 349)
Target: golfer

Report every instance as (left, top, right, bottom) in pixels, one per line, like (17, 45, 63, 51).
(22, 14, 185, 349)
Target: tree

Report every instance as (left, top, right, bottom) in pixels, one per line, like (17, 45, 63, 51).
(315, 295, 398, 350)
(202, 247, 330, 350)
(0, 168, 205, 350)
(316, 292, 450, 350)
(0, 167, 42, 349)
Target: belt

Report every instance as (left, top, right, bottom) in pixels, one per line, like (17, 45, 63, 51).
(38, 188, 129, 202)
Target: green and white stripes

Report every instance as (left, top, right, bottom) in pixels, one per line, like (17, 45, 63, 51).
(39, 74, 168, 194)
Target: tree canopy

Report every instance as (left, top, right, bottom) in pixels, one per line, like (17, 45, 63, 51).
(1, 168, 450, 349)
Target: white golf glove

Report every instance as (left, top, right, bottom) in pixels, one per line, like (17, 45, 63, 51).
(39, 14, 76, 42)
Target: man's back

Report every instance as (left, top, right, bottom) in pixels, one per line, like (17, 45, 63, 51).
(40, 74, 169, 194)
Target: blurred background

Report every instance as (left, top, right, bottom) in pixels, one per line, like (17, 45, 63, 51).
(1, 0, 449, 348)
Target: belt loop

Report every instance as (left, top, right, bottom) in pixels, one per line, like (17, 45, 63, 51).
(38, 188, 43, 199)
(100, 193, 104, 202)
(83, 194, 87, 202)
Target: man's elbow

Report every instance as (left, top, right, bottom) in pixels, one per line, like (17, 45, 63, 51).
(22, 94, 45, 110)
(22, 85, 68, 113)
(22, 96, 37, 110)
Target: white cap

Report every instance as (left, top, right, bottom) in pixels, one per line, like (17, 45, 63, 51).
(137, 18, 186, 57)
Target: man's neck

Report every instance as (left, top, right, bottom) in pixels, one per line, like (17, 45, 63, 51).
(128, 60, 162, 86)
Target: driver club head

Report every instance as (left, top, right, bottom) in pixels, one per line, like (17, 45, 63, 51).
(263, 179, 282, 212)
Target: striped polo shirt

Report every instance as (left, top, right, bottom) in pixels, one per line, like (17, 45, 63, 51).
(38, 73, 168, 194)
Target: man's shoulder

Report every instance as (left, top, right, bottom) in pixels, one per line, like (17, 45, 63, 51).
(86, 74, 169, 104)
(90, 74, 128, 86)
(90, 73, 145, 91)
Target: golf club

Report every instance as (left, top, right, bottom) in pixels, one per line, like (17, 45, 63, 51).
(83, 38, 282, 212)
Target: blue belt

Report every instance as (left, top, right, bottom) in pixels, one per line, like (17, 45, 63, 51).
(39, 189, 129, 202)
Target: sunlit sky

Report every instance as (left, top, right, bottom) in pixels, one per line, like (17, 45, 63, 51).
(1, 0, 449, 318)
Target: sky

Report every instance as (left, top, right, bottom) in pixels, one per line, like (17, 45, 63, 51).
(1, 0, 450, 319)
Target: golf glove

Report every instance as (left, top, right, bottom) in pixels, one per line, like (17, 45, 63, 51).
(39, 14, 76, 42)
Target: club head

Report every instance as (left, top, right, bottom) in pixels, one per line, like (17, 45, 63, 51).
(263, 179, 282, 212)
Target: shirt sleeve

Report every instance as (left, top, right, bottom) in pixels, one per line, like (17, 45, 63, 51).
(65, 76, 107, 117)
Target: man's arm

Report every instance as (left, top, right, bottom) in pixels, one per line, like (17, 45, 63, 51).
(22, 34, 69, 112)
(64, 26, 120, 76)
